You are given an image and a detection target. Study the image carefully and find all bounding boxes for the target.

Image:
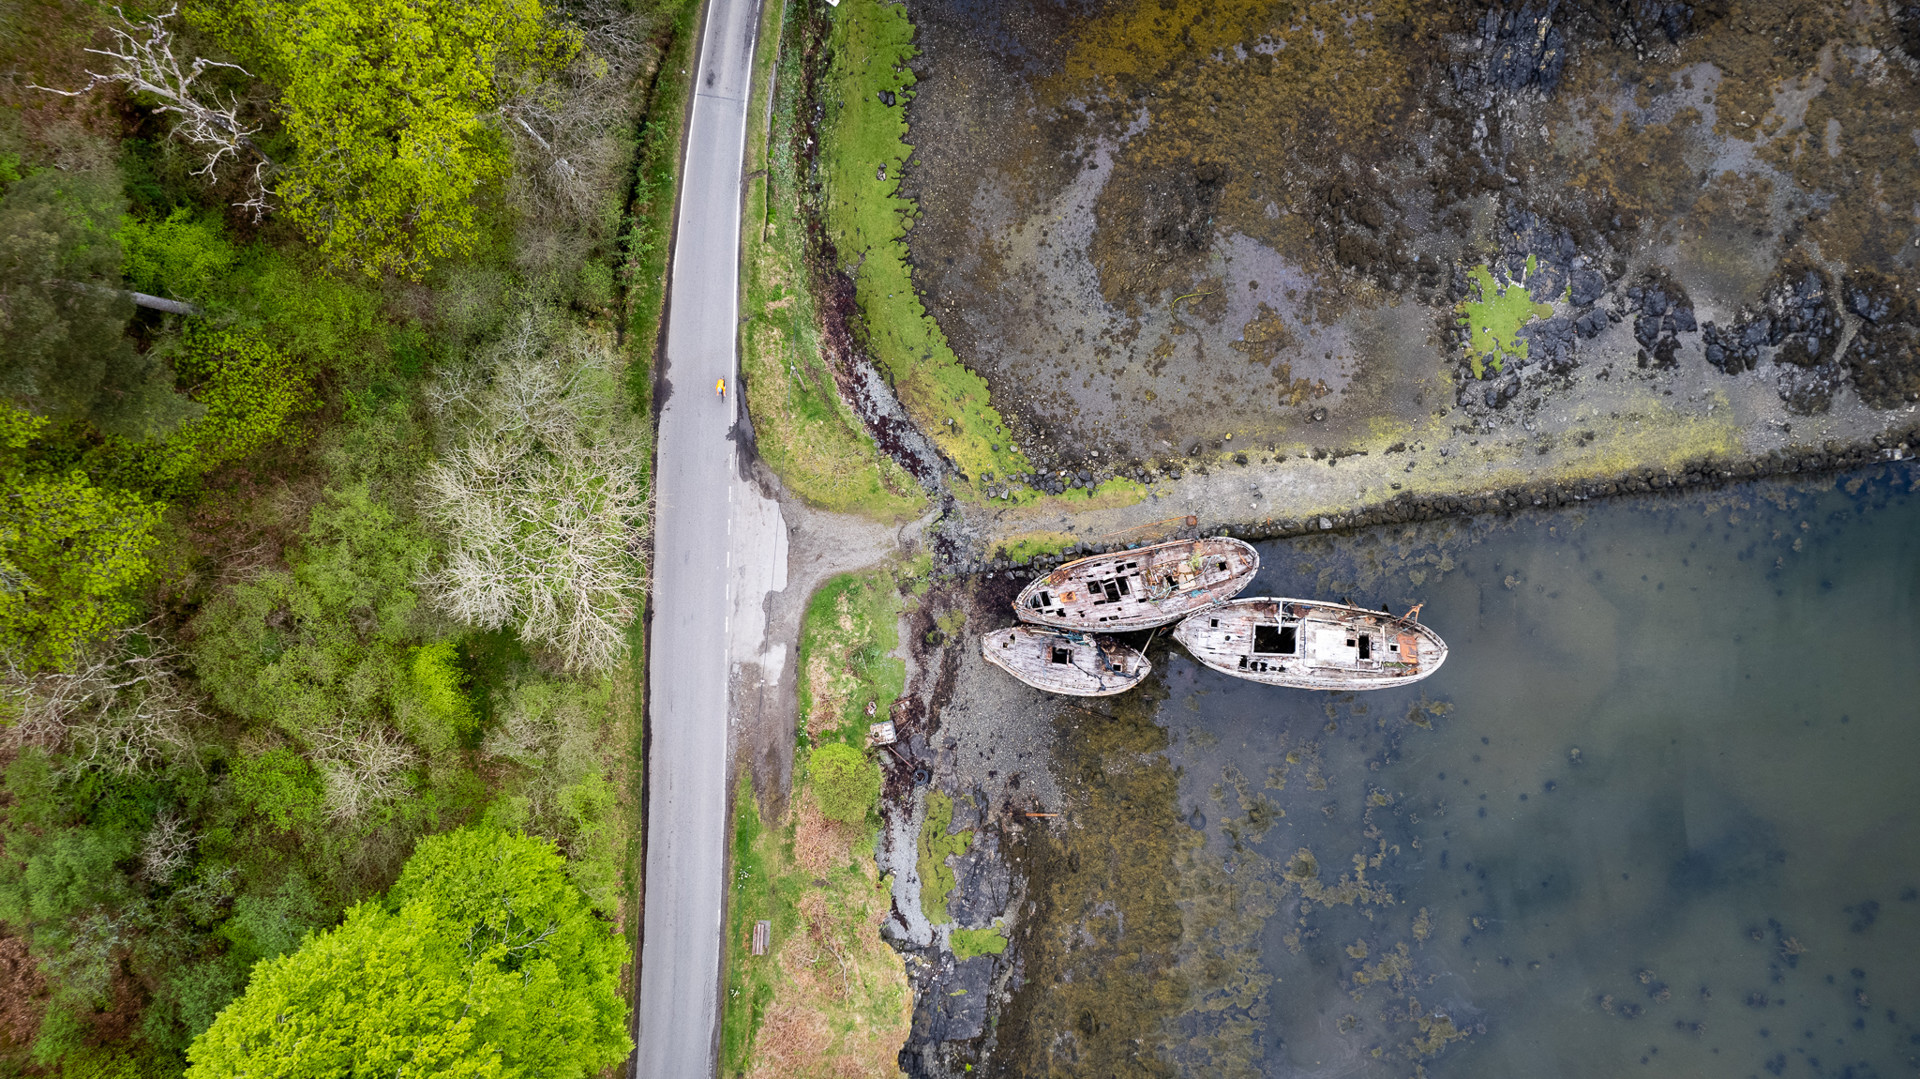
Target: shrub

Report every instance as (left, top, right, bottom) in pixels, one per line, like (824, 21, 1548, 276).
(107, 326, 315, 492)
(190, 483, 432, 737)
(0, 461, 164, 671)
(119, 207, 236, 302)
(398, 638, 475, 754)
(231, 748, 324, 832)
(809, 742, 879, 823)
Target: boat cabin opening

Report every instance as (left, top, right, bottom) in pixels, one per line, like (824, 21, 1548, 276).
(1252, 624, 1297, 654)
(1051, 645, 1073, 665)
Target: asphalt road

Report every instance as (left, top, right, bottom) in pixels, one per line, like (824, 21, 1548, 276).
(634, 0, 765, 1074)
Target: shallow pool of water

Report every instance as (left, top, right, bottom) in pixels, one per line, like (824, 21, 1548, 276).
(1011, 465, 1920, 1077)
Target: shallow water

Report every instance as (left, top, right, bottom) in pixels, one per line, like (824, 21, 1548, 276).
(1031, 465, 1920, 1077)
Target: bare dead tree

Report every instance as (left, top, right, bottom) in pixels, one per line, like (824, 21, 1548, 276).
(498, 0, 659, 229)
(309, 724, 419, 824)
(140, 810, 194, 883)
(28, 5, 275, 218)
(0, 626, 205, 777)
(420, 312, 651, 672)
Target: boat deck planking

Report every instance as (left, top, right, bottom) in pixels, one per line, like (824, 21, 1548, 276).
(1173, 597, 1448, 690)
(1013, 537, 1259, 632)
(980, 626, 1152, 697)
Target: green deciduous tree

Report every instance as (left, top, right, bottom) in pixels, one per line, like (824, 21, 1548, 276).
(0, 406, 165, 670)
(809, 742, 880, 823)
(189, 483, 432, 737)
(186, 828, 630, 1078)
(246, 0, 581, 278)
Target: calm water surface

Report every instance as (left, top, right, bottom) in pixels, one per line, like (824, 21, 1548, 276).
(1127, 466, 1920, 1077)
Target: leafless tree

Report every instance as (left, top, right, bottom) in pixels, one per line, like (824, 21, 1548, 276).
(140, 810, 194, 883)
(309, 724, 419, 824)
(499, 0, 659, 229)
(29, 5, 274, 218)
(421, 312, 651, 672)
(0, 626, 204, 777)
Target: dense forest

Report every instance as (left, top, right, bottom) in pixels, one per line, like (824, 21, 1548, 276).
(0, 0, 686, 1072)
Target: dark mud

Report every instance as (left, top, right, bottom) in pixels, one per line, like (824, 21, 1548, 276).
(900, 0, 1920, 483)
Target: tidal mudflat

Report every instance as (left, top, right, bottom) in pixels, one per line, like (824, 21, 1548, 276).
(918, 464, 1920, 1077)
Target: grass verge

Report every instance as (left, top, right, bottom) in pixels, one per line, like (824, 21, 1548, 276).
(816, 0, 1030, 498)
(741, 0, 926, 518)
(623, 0, 702, 411)
(796, 568, 908, 746)
(719, 755, 910, 1079)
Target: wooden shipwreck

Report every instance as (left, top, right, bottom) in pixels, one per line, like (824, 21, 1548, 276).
(1172, 598, 1448, 690)
(981, 626, 1151, 697)
(1013, 537, 1259, 632)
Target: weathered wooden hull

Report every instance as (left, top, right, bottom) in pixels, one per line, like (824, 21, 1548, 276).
(1173, 597, 1448, 690)
(1013, 537, 1259, 632)
(980, 626, 1151, 697)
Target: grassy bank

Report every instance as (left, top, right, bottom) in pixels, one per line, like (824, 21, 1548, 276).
(815, 0, 1030, 499)
(720, 771, 910, 1079)
(741, 0, 925, 518)
(623, 0, 702, 411)
(796, 568, 912, 747)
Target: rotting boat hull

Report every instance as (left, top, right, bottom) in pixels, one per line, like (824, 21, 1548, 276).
(1173, 597, 1448, 690)
(1012, 537, 1258, 632)
(980, 626, 1151, 697)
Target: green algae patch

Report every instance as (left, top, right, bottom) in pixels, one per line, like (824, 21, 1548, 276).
(994, 531, 1076, 563)
(917, 790, 973, 924)
(820, 0, 1030, 495)
(1456, 263, 1554, 378)
(950, 922, 1009, 960)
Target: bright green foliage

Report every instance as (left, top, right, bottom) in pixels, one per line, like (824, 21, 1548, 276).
(808, 742, 879, 823)
(246, 0, 580, 278)
(400, 638, 477, 753)
(186, 828, 631, 1078)
(0, 437, 164, 669)
(232, 748, 325, 832)
(820, 0, 1029, 494)
(227, 247, 383, 365)
(1456, 263, 1555, 378)
(110, 326, 316, 492)
(119, 207, 236, 302)
(190, 483, 432, 735)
